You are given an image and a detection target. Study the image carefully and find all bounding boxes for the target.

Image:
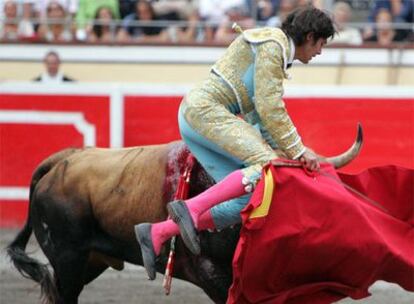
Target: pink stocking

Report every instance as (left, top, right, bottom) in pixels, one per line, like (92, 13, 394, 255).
(150, 211, 215, 255)
(150, 219, 179, 255)
(185, 169, 245, 227)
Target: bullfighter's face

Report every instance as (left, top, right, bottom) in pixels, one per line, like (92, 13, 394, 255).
(295, 33, 327, 64)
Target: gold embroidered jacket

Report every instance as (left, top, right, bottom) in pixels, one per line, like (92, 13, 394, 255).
(211, 27, 306, 159)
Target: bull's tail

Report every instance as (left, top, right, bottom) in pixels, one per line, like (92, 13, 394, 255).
(6, 220, 57, 304)
(6, 148, 79, 304)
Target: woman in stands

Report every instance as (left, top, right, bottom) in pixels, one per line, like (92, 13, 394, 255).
(87, 6, 118, 43)
(37, 2, 73, 42)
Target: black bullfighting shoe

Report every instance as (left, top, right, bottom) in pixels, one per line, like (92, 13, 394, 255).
(167, 200, 200, 255)
(134, 223, 156, 280)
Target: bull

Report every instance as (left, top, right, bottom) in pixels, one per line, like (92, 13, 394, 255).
(6, 125, 362, 304)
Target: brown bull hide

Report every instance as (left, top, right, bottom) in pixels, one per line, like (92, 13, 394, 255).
(62, 144, 171, 240)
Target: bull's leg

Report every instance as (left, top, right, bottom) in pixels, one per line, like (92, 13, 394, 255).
(34, 222, 88, 304)
(196, 257, 232, 304)
(83, 263, 108, 285)
(31, 193, 92, 304)
(53, 250, 89, 304)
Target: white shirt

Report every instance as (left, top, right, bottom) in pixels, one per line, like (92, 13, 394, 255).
(198, 0, 245, 24)
(329, 28, 363, 46)
(39, 71, 65, 83)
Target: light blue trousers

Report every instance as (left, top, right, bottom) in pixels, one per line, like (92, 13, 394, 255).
(178, 106, 251, 229)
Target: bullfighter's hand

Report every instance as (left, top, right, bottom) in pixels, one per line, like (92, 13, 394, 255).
(299, 149, 320, 172)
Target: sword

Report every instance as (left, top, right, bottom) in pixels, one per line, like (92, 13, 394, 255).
(163, 154, 195, 295)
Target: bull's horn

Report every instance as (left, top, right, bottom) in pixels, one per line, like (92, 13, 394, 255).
(324, 123, 363, 169)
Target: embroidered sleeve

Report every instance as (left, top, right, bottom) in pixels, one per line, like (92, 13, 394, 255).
(254, 41, 305, 159)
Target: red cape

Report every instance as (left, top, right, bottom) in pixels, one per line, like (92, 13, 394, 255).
(228, 163, 414, 304)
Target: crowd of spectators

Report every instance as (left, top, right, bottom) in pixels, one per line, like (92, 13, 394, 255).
(0, 0, 413, 45)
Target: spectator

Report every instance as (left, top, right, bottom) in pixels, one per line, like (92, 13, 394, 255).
(33, 0, 78, 19)
(0, 0, 18, 40)
(329, 1, 362, 45)
(246, 0, 280, 22)
(119, 0, 136, 19)
(151, 0, 190, 21)
(365, 8, 402, 46)
(165, 8, 205, 43)
(19, 0, 35, 38)
(75, 0, 119, 41)
(367, 0, 414, 24)
(0, 0, 37, 38)
(364, 0, 413, 41)
(298, 0, 323, 9)
(267, 0, 298, 28)
(198, 0, 247, 42)
(214, 4, 256, 44)
(34, 51, 74, 82)
(117, 0, 168, 43)
(0, 0, 35, 40)
(37, 1, 73, 42)
(198, 0, 247, 24)
(258, 0, 279, 21)
(86, 6, 118, 43)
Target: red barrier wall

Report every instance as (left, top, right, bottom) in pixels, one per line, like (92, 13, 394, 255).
(1, 88, 413, 227)
(1, 93, 110, 227)
(287, 97, 414, 172)
(124, 96, 182, 146)
(123, 96, 414, 171)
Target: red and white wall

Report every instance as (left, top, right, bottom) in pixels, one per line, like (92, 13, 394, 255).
(1, 83, 413, 227)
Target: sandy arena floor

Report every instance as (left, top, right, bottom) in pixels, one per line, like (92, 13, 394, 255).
(1, 229, 413, 304)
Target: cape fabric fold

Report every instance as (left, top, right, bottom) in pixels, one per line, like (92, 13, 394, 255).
(228, 163, 414, 304)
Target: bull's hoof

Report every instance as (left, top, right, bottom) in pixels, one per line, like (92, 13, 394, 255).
(167, 200, 200, 255)
(134, 223, 157, 280)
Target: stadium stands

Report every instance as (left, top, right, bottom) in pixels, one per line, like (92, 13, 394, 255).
(0, 0, 412, 44)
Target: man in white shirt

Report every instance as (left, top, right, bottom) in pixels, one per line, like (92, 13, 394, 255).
(34, 51, 74, 83)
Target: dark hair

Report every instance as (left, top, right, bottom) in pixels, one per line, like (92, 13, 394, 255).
(136, 0, 156, 19)
(93, 6, 115, 38)
(281, 6, 336, 46)
(44, 51, 60, 62)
